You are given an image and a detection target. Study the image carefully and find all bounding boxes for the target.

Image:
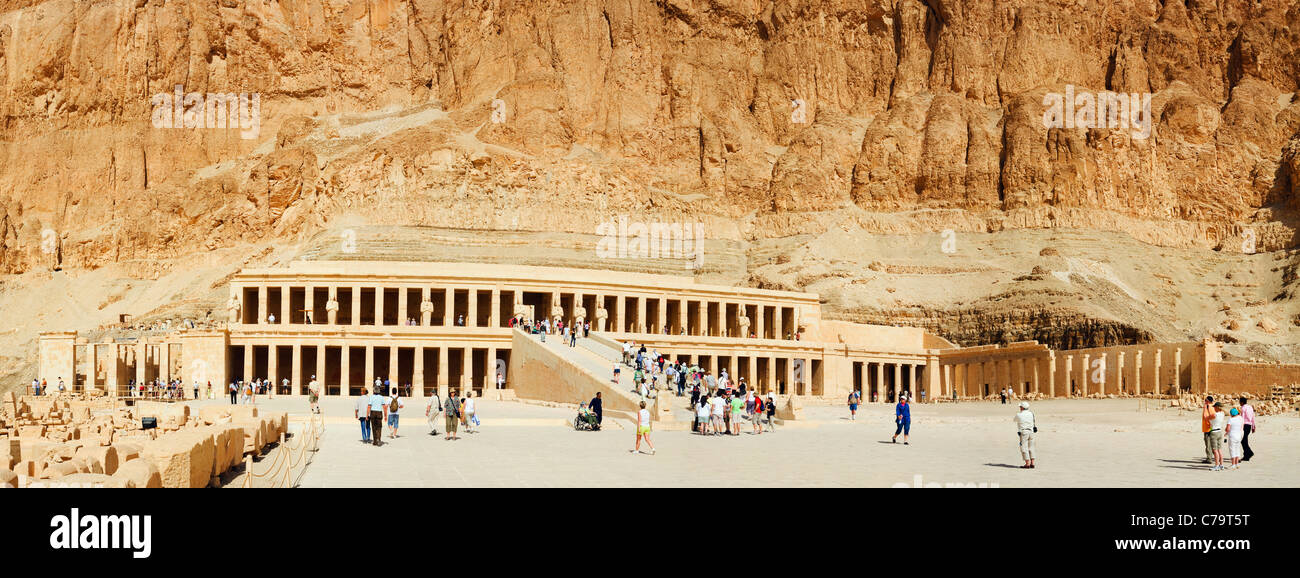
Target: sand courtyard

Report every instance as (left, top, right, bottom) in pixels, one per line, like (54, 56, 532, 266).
(182, 396, 1300, 488)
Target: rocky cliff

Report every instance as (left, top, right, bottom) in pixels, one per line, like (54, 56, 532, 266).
(0, 0, 1298, 382)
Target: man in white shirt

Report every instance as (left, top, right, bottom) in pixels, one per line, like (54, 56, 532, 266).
(386, 390, 405, 438)
(709, 393, 726, 436)
(354, 388, 372, 443)
(1013, 401, 1036, 469)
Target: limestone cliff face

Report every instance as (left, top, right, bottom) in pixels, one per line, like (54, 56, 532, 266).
(0, 1, 1298, 359)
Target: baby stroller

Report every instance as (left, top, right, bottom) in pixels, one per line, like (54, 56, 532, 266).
(574, 404, 600, 431)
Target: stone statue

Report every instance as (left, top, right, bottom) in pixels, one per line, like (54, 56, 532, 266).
(419, 299, 433, 325)
(738, 313, 751, 337)
(574, 304, 587, 326)
(226, 295, 241, 323)
(325, 297, 339, 324)
(595, 304, 608, 332)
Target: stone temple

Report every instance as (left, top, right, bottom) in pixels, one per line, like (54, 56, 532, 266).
(38, 259, 1297, 412)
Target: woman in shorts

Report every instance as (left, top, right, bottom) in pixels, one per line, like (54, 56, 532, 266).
(630, 401, 655, 455)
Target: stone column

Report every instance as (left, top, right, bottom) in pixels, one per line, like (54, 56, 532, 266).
(715, 302, 725, 337)
(1116, 351, 1126, 394)
(893, 363, 902, 402)
(388, 344, 399, 390)
(467, 289, 478, 327)
(242, 344, 253, 384)
(258, 286, 268, 324)
(616, 296, 627, 333)
(266, 346, 277, 391)
(305, 286, 315, 325)
(375, 285, 386, 326)
(351, 285, 362, 326)
(444, 288, 454, 326)
(86, 344, 98, 392)
(106, 345, 119, 395)
(461, 347, 472, 392)
(677, 300, 687, 335)
(636, 296, 647, 333)
(490, 289, 501, 328)
(1173, 347, 1183, 395)
(159, 344, 171, 383)
(1046, 354, 1056, 397)
(729, 355, 739, 384)
(397, 286, 408, 326)
(437, 346, 449, 399)
(773, 306, 783, 340)
(339, 345, 350, 394)
(697, 300, 708, 337)
(747, 356, 758, 394)
(291, 344, 302, 395)
(875, 362, 885, 403)
(316, 345, 326, 395)
(487, 346, 498, 390)
(1153, 348, 1163, 396)
(364, 345, 375, 391)
(657, 298, 667, 335)
(914, 363, 923, 398)
(926, 356, 939, 401)
(755, 305, 765, 339)
(1032, 358, 1040, 394)
(1096, 352, 1107, 395)
(281, 285, 291, 325)
(1133, 351, 1143, 395)
(413, 346, 425, 398)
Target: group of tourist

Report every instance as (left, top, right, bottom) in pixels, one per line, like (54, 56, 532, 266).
(693, 388, 777, 436)
(28, 377, 63, 396)
(1201, 395, 1258, 471)
(350, 385, 482, 446)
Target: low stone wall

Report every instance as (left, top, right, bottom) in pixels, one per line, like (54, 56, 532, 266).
(1206, 362, 1300, 396)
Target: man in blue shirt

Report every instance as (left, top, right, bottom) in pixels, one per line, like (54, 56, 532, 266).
(368, 388, 388, 446)
(892, 396, 911, 445)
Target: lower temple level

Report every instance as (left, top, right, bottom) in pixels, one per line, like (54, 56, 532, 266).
(36, 261, 1300, 401)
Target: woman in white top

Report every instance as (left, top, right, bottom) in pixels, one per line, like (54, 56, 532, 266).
(463, 392, 478, 433)
(696, 398, 711, 435)
(630, 400, 655, 455)
(1226, 407, 1245, 470)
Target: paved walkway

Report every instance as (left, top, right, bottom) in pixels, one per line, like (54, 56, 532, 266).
(221, 397, 1300, 488)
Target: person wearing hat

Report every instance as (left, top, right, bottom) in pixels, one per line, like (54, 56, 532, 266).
(1207, 402, 1227, 471)
(1013, 401, 1036, 469)
(1226, 407, 1245, 470)
(892, 395, 911, 445)
(308, 374, 320, 414)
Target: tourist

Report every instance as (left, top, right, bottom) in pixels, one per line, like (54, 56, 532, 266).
(892, 395, 911, 445)
(387, 389, 404, 439)
(695, 394, 710, 435)
(1208, 402, 1226, 471)
(193, 382, 199, 400)
(355, 387, 372, 443)
(752, 394, 765, 434)
(1239, 397, 1256, 462)
(308, 375, 320, 414)
(1200, 396, 1216, 464)
(497, 370, 505, 390)
(30, 378, 38, 396)
(368, 387, 387, 446)
(709, 390, 725, 435)
(765, 394, 777, 431)
(611, 363, 621, 388)
(242, 381, 253, 405)
(425, 391, 443, 435)
(588, 392, 603, 430)
(847, 390, 861, 420)
(444, 390, 461, 440)
(1014, 401, 1036, 468)
(463, 391, 478, 433)
(730, 391, 743, 435)
(629, 400, 655, 455)
(568, 325, 577, 347)
(1226, 407, 1244, 470)
(920, 389, 926, 404)
(229, 381, 238, 404)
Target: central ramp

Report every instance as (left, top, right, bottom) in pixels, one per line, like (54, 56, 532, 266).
(508, 329, 643, 416)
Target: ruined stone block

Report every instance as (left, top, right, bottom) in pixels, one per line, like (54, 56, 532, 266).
(110, 458, 162, 488)
(141, 430, 215, 488)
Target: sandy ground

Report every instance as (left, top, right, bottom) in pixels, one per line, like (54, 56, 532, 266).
(189, 396, 1300, 488)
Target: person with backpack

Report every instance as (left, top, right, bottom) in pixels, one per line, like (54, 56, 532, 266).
(765, 394, 777, 432)
(848, 390, 861, 421)
(425, 391, 443, 435)
(229, 382, 238, 405)
(443, 390, 461, 441)
(463, 391, 478, 433)
(753, 395, 766, 434)
(386, 388, 404, 439)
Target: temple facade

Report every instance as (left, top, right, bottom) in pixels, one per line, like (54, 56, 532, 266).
(39, 260, 1262, 402)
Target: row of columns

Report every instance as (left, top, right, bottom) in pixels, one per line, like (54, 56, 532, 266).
(657, 351, 813, 395)
(940, 347, 1185, 398)
(236, 343, 500, 400)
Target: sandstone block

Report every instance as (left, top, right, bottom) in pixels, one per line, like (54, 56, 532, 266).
(74, 445, 119, 476)
(141, 430, 215, 488)
(111, 458, 162, 488)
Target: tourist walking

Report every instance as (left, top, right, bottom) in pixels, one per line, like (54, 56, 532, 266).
(463, 391, 478, 433)
(387, 390, 404, 439)
(695, 395, 710, 435)
(355, 387, 372, 443)
(1226, 407, 1245, 470)
(709, 390, 725, 435)
(1239, 397, 1256, 461)
(1014, 401, 1036, 468)
(630, 400, 655, 455)
(1208, 402, 1226, 471)
(368, 387, 387, 447)
(612, 363, 621, 388)
(765, 394, 777, 431)
(229, 382, 238, 405)
(848, 390, 861, 420)
(444, 390, 461, 440)
(308, 375, 320, 414)
(892, 396, 911, 445)
(425, 391, 443, 435)
(999, 387, 1007, 405)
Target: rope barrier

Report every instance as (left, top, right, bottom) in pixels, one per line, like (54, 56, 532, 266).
(240, 411, 324, 488)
